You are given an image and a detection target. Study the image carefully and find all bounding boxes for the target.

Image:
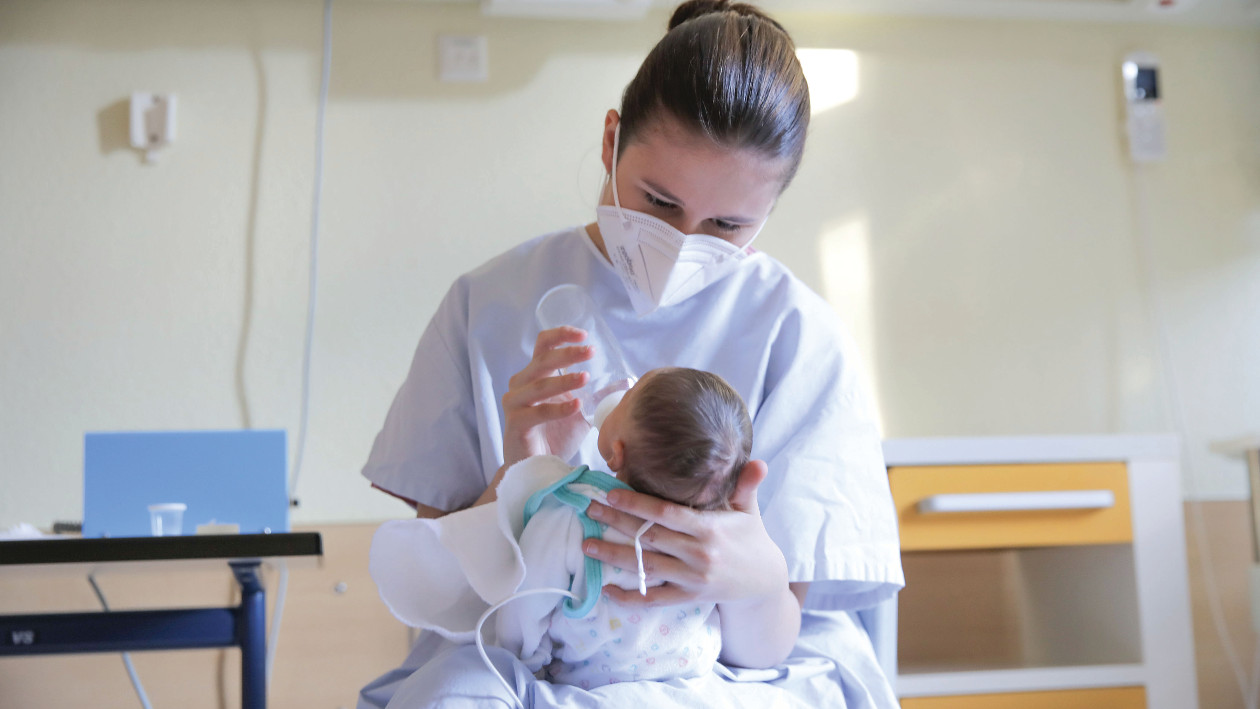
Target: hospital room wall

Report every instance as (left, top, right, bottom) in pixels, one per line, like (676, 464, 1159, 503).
(0, 0, 1257, 533)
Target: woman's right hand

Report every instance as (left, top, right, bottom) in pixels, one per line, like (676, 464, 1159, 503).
(501, 326, 594, 468)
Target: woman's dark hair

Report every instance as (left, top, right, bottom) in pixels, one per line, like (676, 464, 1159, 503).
(618, 367, 753, 511)
(619, 0, 811, 189)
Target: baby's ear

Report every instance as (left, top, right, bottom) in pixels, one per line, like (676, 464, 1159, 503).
(606, 439, 626, 473)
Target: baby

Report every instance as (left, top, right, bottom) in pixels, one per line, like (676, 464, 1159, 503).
(369, 366, 752, 691)
(596, 366, 751, 512)
(497, 366, 752, 689)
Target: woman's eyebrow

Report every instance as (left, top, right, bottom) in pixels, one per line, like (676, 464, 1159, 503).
(642, 179, 684, 205)
(642, 179, 755, 224)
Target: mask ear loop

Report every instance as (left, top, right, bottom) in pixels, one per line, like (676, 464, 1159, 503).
(633, 519, 654, 596)
(610, 123, 632, 229)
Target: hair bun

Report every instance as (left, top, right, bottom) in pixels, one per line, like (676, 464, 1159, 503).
(667, 0, 774, 30)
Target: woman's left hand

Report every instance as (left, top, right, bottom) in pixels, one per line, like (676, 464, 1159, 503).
(583, 460, 788, 607)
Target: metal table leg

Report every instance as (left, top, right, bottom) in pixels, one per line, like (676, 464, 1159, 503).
(231, 560, 267, 709)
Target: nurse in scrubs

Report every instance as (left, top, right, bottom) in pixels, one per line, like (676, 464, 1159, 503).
(358, 0, 904, 707)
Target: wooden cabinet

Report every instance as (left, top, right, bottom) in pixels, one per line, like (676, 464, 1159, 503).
(901, 686, 1147, 709)
(891, 462, 1133, 550)
(883, 436, 1198, 709)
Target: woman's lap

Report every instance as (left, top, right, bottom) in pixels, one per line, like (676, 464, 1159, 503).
(359, 609, 896, 709)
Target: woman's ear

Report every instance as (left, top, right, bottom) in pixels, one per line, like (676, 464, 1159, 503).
(606, 438, 626, 473)
(600, 109, 620, 176)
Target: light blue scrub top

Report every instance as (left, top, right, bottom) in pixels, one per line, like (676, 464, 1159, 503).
(360, 226, 904, 705)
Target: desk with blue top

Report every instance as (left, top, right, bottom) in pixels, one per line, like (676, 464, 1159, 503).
(0, 533, 322, 709)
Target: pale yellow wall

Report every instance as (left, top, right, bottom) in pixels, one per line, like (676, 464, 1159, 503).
(1, 0, 1257, 529)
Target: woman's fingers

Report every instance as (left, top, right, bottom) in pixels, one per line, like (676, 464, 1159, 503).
(583, 537, 700, 588)
(532, 326, 587, 358)
(510, 328, 592, 385)
(503, 371, 587, 411)
(727, 460, 768, 514)
(505, 397, 581, 431)
(602, 583, 694, 608)
(584, 500, 645, 535)
(602, 488, 705, 536)
(586, 502, 695, 562)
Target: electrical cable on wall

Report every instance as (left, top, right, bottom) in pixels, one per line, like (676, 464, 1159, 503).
(1130, 163, 1259, 709)
(266, 0, 334, 688)
(289, 0, 333, 510)
(88, 574, 154, 709)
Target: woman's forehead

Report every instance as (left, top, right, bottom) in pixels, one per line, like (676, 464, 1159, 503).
(621, 118, 785, 217)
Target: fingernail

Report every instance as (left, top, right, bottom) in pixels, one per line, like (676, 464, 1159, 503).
(588, 504, 604, 520)
(606, 490, 622, 506)
(584, 540, 598, 555)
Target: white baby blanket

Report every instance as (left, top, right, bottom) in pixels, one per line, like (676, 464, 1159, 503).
(369, 455, 721, 687)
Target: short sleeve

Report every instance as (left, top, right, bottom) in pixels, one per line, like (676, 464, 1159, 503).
(753, 305, 904, 611)
(361, 284, 484, 512)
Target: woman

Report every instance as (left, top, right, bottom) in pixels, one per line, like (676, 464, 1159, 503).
(358, 1, 903, 706)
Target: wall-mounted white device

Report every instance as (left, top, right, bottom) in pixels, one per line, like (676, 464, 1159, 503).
(1121, 53, 1166, 163)
(129, 92, 177, 163)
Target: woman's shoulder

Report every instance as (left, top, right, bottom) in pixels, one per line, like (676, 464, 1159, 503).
(464, 226, 589, 282)
(438, 227, 594, 306)
(735, 251, 844, 330)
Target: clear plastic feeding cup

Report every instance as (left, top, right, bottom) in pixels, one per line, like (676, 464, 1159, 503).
(148, 503, 186, 536)
(535, 284, 638, 429)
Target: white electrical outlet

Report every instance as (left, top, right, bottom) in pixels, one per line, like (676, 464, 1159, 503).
(129, 92, 177, 162)
(438, 35, 489, 83)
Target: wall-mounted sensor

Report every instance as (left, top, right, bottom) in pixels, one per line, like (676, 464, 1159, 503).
(1121, 53, 1165, 163)
(129, 92, 177, 163)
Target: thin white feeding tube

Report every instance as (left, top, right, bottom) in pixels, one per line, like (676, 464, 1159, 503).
(475, 588, 578, 709)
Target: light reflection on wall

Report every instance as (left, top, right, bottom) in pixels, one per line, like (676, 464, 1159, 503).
(796, 48, 860, 115)
(819, 215, 886, 434)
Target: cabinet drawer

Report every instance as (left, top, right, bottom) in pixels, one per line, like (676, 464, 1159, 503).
(901, 687, 1145, 709)
(890, 463, 1132, 551)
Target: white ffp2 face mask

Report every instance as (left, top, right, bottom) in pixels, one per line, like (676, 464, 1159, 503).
(597, 125, 764, 317)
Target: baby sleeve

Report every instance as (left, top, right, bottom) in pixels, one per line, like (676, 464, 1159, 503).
(494, 502, 586, 673)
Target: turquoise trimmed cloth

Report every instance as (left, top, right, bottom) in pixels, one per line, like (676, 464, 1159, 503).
(522, 465, 632, 618)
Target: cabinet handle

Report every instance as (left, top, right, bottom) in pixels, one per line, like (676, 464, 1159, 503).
(917, 490, 1116, 514)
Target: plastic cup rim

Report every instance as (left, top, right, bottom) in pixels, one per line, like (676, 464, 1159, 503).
(148, 503, 187, 512)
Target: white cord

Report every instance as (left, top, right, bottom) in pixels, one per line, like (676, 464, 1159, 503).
(266, 0, 333, 688)
(470, 523, 651, 705)
(633, 520, 653, 596)
(474, 588, 578, 709)
(88, 574, 154, 709)
(289, 0, 332, 507)
(1130, 165, 1257, 709)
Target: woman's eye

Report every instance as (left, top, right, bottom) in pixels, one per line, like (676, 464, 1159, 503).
(644, 193, 676, 209)
(712, 220, 741, 233)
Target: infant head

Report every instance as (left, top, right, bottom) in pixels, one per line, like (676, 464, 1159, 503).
(597, 367, 752, 511)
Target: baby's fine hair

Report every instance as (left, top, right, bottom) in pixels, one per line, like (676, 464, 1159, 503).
(619, 367, 752, 511)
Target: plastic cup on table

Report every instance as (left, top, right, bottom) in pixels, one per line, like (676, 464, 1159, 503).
(147, 503, 187, 537)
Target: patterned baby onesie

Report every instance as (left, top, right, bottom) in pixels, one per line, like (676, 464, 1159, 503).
(495, 480, 723, 688)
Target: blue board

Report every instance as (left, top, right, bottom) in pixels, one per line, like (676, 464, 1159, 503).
(83, 430, 289, 538)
